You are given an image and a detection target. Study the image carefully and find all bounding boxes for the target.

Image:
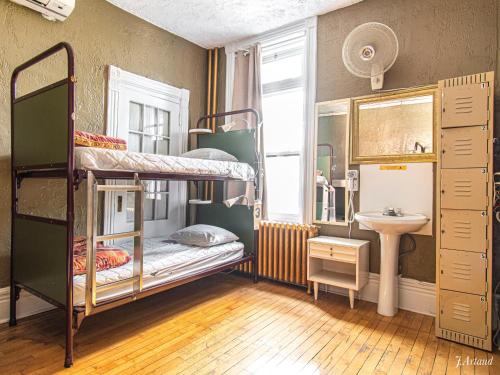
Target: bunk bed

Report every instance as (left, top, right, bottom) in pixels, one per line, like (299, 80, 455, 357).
(9, 42, 263, 368)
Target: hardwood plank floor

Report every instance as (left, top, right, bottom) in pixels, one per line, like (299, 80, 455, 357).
(0, 274, 498, 374)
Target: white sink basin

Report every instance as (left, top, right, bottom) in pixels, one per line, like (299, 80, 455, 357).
(354, 211, 429, 317)
(355, 212, 429, 235)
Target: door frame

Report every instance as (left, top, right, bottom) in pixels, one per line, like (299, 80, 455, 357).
(103, 65, 190, 237)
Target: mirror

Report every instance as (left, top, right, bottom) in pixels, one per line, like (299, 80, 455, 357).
(313, 99, 350, 225)
(351, 86, 438, 164)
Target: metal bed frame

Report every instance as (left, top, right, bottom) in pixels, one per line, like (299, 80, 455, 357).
(9, 42, 261, 368)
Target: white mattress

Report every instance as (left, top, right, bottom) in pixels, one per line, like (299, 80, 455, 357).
(73, 237, 245, 306)
(75, 147, 255, 181)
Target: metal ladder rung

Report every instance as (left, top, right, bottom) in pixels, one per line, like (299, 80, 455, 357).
(96, 275, 140, 292)
(96, 230, 141, 242)
(96, 185, 143, 192)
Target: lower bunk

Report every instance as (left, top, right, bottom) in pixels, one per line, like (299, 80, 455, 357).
(73, 237, 246, 306)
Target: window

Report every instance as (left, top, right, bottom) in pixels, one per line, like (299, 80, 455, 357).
(127, 103, 171, 222)
(104, 66, 190, 238)
(225, 19, 317, 223)
(261, 35, 306, 222)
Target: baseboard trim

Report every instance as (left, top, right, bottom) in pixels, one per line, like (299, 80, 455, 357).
(0, 273, 436, 324)
(322, 273, 436, 316)
(0, 287, 55, 324)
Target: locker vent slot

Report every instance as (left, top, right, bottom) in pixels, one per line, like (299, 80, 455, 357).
(438, 329, 487, 350)
(452, 138, 473, 155)
(452, 220, 472, 238)
(452, 180, 473, 197)
(450, 262, 472, 280)
(452, 302, 472, 321)
(454, 97, 473, 114)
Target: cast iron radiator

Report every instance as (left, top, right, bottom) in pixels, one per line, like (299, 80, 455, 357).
(237, 221, 319, 286)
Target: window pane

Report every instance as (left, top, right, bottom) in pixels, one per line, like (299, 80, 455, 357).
(157, 181, 168, 193)
(144, 105, 156, 136)
(157, 139, 169, 155)
(129, 102, 142, 131)
(158, 110, 170, 137)
(265, 155, 300, 218)
(262, 89, 304, 153)
(143, 135, 155, 154)
(154, 193, 168, 220)
(126, 192, 134, 223)
(262, 53, 303, 84)
(128, 133, 141, 153)
(144, 196, 154, 221)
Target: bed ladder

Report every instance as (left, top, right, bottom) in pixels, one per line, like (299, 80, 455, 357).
(85, 171, 144, 315)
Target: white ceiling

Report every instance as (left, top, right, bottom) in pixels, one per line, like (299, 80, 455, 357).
(106, 0, 362, 48)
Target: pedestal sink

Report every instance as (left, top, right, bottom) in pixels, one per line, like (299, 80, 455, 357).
(354, 212, 429, 316)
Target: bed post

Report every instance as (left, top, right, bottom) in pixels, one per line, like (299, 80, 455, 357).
(10, 65, 19, 327)
(65, 43, 76, 369)
(253, 229, 259, 283)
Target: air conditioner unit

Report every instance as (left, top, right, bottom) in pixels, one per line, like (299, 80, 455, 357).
(10, 0, 75, 22)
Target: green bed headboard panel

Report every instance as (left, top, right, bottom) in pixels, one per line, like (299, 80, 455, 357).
(198, 129, 257, 169)
(196, 129, 257, 254)
(13, 218, 68, 306)
(196, 204, 255, 253)
(13, 82, 69, 168)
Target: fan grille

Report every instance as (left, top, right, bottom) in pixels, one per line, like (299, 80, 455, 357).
(342, 22, 399, 79)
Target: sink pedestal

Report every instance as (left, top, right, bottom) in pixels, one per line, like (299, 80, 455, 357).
(378, 234, 400, 316)
(354, 212, 428, 318)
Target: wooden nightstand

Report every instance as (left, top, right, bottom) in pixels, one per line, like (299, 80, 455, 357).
(307, 236, 370, 308)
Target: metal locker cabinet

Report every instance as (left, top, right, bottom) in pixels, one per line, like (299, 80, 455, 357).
(440, 168, 488, 210)
(440, 249, 487, 295)
(439, 290, 487, 338)
(442, 83, 489, 128)
(436, 71, 494, 351)
(441, 126, 489, 168)
(440, 209, 488, 252)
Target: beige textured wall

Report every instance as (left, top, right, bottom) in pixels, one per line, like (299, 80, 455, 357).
(317, 0, 498, 282)
(0, 0, 207, 287)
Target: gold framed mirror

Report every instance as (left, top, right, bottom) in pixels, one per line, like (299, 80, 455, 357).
(350, 86, 438, 164)
(313, 98, 351, 225)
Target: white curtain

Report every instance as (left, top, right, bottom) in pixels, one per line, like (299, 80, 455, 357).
(230, 44, 267, 219)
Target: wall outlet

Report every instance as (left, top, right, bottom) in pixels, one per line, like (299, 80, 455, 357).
(347, 170, 359, 192)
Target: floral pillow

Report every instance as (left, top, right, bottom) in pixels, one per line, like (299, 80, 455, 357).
(75, 130, 127, 150)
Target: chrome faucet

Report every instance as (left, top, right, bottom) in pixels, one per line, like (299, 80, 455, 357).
(383, 207, 403, 216)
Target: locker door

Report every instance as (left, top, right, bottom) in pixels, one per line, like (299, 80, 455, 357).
(441, 168, 488, 210)
(440, 209, 488, 252)
(441, 126, 488, 168)
(440, 249, 486, 295)
(442, 84, 488, 128)
(439, 290, 487, 338)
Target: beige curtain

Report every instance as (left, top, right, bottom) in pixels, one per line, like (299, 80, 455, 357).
(230, 44, 267, 219)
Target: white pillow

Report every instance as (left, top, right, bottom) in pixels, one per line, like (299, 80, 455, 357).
(169, 224, 239, 247)
(181, 148, 238, 162)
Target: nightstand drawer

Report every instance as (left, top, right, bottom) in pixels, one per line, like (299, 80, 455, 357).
(309, 243, 357, 263)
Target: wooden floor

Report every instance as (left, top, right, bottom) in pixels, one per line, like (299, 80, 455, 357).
(0, 275, 498, 374)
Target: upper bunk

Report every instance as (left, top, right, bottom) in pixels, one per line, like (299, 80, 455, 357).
(11, 42, 260, 185)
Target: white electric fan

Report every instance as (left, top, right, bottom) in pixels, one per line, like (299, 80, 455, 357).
(342, 22, 399, 90)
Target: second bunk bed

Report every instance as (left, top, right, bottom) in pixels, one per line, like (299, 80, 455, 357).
(10, 42, 263, 367)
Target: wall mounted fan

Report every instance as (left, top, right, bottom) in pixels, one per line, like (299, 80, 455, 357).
(342, 22, 399, 90)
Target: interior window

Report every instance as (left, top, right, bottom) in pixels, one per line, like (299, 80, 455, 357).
(261, 34, 306, 223)
(126, 102, 171, 222)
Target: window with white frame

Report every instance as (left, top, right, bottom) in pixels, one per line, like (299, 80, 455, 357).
(225, 19, 316, 223)
(261, 31, 307, 223)
(105, 66, 189, 238)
